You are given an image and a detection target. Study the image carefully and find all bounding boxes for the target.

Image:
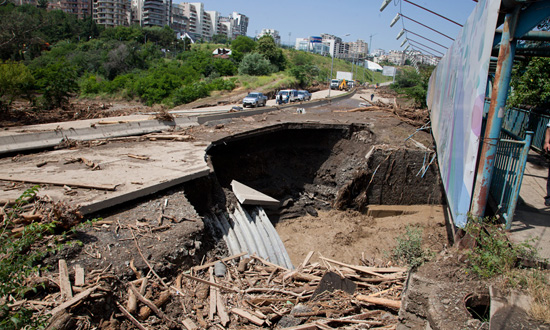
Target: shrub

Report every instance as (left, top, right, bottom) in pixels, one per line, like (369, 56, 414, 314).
(238, 53, 273, 76)
(392, 225, 432, 269)
(465, 219, 538, 278)
(0, 60, 35, 110)
(33, 59, 78, 109)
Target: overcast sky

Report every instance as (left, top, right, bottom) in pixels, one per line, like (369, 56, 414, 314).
(183, 0, 479, 55)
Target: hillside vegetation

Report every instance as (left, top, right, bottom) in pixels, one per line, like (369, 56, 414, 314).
(0, 4, 390, 113)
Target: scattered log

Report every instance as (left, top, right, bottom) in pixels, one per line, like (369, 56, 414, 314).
(208, 267, 217, 321)
(116, 301, 149, 330)
(182, 318, 199, 330)
(46, 310, 75, 330)
(58, 260, 72, 301)
(48, 286, 98, 316)
(192, 252, 247, 273)
(216, 290, 230, 327)
(127, 154, 150, 160)
(138, 290, 170, 320)
(74, 265, 85, 287)
(355, 295, 401, 309)
(231, 308, 264, 326)
(180, 273, 239, 293)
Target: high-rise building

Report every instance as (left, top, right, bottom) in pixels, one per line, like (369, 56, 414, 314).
(132, 0, 170, 27)
(231, 12, 248, 38)
(258, 29, 280, 44)
(93, 0, 130, 27)
(50, 0, 92, 20)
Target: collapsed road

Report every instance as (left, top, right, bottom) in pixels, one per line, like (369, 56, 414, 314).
(0, 87, 458, 329)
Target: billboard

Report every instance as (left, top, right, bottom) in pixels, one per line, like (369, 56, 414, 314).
(310, 36, 322, 43)
(382, 66, 396, 77)
(427, 0, 501, 227)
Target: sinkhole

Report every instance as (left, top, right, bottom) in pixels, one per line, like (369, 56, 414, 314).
(183, 122, 449, 267)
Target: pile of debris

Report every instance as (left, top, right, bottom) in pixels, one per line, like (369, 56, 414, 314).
(10, 249, 407, 329)
(342, 96, 429, 128)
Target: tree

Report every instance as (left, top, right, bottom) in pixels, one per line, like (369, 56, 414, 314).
(256, 35, 285, 71)
(290, 64, 320, 86)
(238, 53, 273, 76)
(34, 60, 78, 109)
(0, 61, 35, 111)
(509, 57, 550, 108)
(212, 34, 229, 45)
(391, 66, 434, 108)
(230, 35, 256, 62)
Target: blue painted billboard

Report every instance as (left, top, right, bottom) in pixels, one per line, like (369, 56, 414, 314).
(427, 0, 501, 227)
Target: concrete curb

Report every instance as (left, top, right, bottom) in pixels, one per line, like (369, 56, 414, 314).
(0, 117, 197, 155)
(0, 90, 356, 155)
(196, 90, 356, 125)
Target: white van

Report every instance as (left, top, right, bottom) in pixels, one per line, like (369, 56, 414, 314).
(276, 89, 299, 104)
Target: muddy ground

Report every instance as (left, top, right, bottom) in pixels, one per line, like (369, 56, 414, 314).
(3, 87, 543, 329)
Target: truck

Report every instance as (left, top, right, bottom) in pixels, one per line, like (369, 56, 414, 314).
(336, 71, 353, 82)
(242, 92, 267, 108)
(330, 79, 340, 89)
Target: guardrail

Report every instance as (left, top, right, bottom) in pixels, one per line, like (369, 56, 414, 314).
(489, 129, 533, 229)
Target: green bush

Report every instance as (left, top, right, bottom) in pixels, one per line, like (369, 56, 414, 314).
(170, 82, 210, 106)
(392, 225, 432, 269)
(466, 220, 537, 278)
(238, 53, 273, 76)
(33, 59, 78, 109)
(0, 60, 35, 110)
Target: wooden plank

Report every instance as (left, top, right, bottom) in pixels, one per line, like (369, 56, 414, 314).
(298, 251, 315, 270)
(48, 286, 98, 315)
(208, 267, 217, 321)
(180, 273, 239, 293)
(116, 301, 149, 330)
(231, 308, 264, 326)
(58, 260, 73, 301)
(181, 318, 198, 330)
(74, 264, 85, 286)
(251, 254, 290, 272)
(355, 295, 401, 309)
(0, 177, 117, 191)
(319, 257, 385, 278)
(216, 290, 230, 327)
(192, 252, 247, 272)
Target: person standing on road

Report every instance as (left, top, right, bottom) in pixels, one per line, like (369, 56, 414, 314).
(371, 93, 374, 101)
(544, 122, 550, 206)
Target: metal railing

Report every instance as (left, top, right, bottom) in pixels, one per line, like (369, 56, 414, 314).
(489, 129, 533, 229)
(502, 107, 550, 152)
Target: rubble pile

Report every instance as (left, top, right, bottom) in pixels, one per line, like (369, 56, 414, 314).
(6, 250, 406, 329)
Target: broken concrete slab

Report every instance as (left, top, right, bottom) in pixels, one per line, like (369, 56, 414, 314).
(230, 180, 279, 206)
(0, 140, 210, 215)
(0, 117, 198, 155)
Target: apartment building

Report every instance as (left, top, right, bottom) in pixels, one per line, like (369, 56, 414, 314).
(258, 29, 281, 44)
(93, 0, 129, 27)
(49, 0, 92, 20)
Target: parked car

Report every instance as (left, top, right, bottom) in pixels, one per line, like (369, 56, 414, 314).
(242, 92, 267, 108)
(297, 90, 312, 101)
(275, 89, 299, 104)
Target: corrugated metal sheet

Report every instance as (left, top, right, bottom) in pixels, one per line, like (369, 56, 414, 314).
(207, 204, 294, 269)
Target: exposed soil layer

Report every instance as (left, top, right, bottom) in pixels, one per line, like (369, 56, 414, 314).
(206, 123, 443, 222)
(49, 187, 210, 280)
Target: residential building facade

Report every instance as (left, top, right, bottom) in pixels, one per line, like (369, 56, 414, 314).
(93, 0, 130, 27)
(258, 29, 281, 44)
